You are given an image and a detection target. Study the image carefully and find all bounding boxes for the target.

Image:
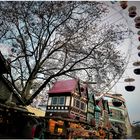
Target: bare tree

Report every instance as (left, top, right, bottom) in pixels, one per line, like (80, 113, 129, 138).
(0, 1, 126, 105)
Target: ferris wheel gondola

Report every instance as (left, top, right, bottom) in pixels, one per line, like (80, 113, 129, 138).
(137, 31, 140, 35)
(128, 6, 137, 18)
(133, 61, 140, 66)
(124, 78, 135, 92)
(112, 98, 123, 107)
(132, 61, 140, 75)
(125, 85, 135, 92)
(137, 45, 140, 50)
(124, 78, 135, 82)
(134, 68, 140, 75)
(120, 1, 128, 9)
(138, 52, 140, 57)
(134, 16, 140, 29)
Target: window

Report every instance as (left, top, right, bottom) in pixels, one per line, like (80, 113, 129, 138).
(120, 112, 124, 120)
(95, 112, 101, 126)
(88, 102, 94, 112)
(51, 96, 65, 106)
(95, 112, 99, 119)
(89, 102, 93, 109)
(76, 100, 80, 108)
(59, 97, 65, 105)
(109, 109, 113, 117)
(109, 109, 124, 121)
(104, 102, 108, 110)
(52, 97, 57, 105)
(87, 113, 94, 121)
(81, 102, 85, 110)
(74, 99, 86, 111)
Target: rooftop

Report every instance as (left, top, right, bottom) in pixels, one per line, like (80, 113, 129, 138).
(48, 79, 78, 94)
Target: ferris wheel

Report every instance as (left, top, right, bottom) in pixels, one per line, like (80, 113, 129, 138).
(96, 1, 140, 96)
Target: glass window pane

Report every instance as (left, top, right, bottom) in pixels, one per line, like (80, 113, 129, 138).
(59, 97, 65, 105)
(76, 100, 80, 108)
(81, 102, 85, 110)
(74, 99, 76, 106)
(52, 97, 57, 105)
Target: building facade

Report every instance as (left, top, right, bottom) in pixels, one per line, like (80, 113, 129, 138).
(46, 80, 112, 139)
(104, 93, 132, 138)
(45, 79, 132, 139)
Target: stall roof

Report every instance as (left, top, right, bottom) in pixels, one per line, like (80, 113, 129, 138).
(0, 102, 34, 115)
(26, 105, 45, 117)
(0, 51, 25, 105)
(1, 75, 25, 105)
